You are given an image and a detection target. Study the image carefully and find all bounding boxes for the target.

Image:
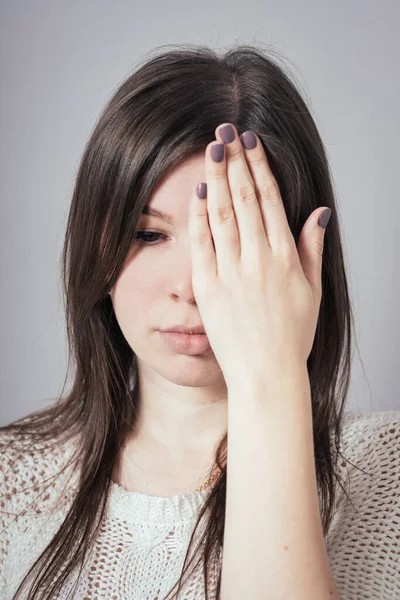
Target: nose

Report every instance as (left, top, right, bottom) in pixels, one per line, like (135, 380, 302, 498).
(167, 236, 196, 304)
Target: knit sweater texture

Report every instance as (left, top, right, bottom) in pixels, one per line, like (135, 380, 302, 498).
(0, 409, 399, 599)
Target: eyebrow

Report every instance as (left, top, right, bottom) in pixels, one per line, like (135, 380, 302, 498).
(141, 206, 173, 224)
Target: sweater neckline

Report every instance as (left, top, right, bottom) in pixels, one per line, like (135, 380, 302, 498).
(107, 479, 210, 525)
(62, 436, 211, 526)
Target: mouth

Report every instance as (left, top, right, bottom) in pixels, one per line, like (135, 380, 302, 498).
(159, 330, 211, 355)
(160, 325, 206, 335)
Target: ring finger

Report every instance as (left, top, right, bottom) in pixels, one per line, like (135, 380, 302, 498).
(205, 140, 241, 274)
(214, 123, 269, 265)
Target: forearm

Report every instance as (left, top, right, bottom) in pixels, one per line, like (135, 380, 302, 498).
(220, 366, 340, 599)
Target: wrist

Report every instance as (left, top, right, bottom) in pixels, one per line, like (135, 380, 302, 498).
(228, 361, 308, 392)
(227, 363, 310, 410)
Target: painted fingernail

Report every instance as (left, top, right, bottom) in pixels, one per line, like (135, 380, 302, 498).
(197, 183, 207, 199)
(219, 124, 235, 144)
(211, 143, 225, 163)
(318, 208, 332, 229)
(241, 131, 257, 150)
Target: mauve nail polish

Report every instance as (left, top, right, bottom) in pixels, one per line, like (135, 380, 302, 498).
(318, 208, 332, 229)
(197, 183, 207, 199)
(211, 143, 225, 163)
(219, 125, 235, 144)
(241, 131, 257, 150)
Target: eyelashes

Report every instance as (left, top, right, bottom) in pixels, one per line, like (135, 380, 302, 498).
(134, 230, 167, 246)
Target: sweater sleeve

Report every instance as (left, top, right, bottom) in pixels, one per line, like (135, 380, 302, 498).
(327, 410, 400, 600)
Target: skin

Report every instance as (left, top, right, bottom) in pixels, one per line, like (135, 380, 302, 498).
(109, 150, 229, 494)
(109, 121, 328, 498)
(109, 122, 339, 597)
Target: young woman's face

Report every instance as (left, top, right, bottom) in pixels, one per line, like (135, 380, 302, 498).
(110, 150, 225, 388)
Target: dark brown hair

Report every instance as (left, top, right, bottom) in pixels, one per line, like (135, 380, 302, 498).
(1, 43, 357, 599)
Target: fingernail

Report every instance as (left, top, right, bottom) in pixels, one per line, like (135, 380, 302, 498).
(197, 183, 207, 199)
(211, 143, 225, 162)
(318, 208, 332, 229)
(241, 131, 257, 150)
(219, 124, 235, 144)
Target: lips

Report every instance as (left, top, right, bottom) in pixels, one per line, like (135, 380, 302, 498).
(161, 325, 206, 335)
(160, 330, 211, 355)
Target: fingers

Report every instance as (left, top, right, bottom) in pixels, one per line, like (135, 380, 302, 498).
(204, 141, 241, 274)
(190, 122, 297, 283)
(209, 124, 269, 265)
(239, 130, 295, 253)
(188, 180, 217, 284)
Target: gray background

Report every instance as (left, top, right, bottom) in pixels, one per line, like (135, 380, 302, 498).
(1, 1, 399, 425)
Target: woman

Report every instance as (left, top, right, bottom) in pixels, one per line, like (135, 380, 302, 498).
(1, 43, 399, 600)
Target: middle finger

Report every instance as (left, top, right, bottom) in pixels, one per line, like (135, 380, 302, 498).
(215, 123, 270, 264)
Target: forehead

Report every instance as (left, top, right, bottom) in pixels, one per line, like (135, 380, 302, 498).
(141, 151, 205, 224)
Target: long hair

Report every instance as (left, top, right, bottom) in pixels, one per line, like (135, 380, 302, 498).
(1, 43, 356, 599)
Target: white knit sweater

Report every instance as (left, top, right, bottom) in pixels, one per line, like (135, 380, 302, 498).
(1, 409, 399, 599)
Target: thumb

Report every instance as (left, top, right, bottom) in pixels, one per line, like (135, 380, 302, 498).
(297, 207, 332, 296)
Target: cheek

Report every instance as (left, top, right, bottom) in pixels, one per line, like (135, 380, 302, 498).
(113, 262, 163, 328)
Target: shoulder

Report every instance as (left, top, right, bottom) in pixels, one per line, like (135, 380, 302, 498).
(333, 408, 400, 508)
(0, 426, 80, 594)
(336, 409, 400, 489)
(337, 408, 399, 466)
(327, 409, 400, 598)
(340, 407, 399, 442)
(0, 426, 80, 514)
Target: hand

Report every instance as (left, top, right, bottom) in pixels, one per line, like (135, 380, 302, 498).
(188, 123, 332, 388)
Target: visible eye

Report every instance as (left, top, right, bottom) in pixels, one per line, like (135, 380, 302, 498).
(134, 230, 167, 246)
